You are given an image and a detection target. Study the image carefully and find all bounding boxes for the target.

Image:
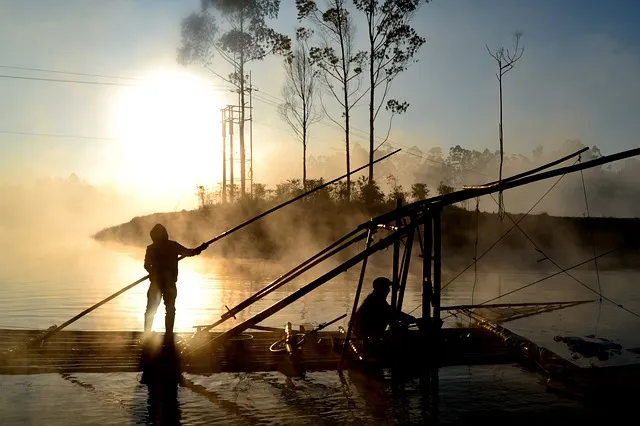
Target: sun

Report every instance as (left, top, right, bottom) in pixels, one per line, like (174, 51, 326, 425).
(113, 70, 224, 204)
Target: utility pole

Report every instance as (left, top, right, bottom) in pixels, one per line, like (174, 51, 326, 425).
(221, 70, 254, 203)
(221, 108, 227, 204)
(249, 71, 254, 198)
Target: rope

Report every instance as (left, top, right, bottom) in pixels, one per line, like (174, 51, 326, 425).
(423, 249, 617, 322)
(470, 197, 480, 326)
(578, 155, 604, 335)
(475, 248, 618, 307)
(579, 155, 603, 299)
(406, 168, 573, 317)
(441, 163, 575, 292)
(488, 194, 640, 321)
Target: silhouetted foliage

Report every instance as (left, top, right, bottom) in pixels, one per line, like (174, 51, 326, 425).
(385, 174, 408, 204)
(410, 183, 429, 201)
(437, 181, 454, 196)
(355, 176, 385, 204)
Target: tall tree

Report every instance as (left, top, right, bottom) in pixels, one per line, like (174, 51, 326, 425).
(178, 0, 290, 199)
(297, 0, 367, 200)
(486, 32, 524, 216)
(279, 28, 322, 189)
(352, 0, 426, 193)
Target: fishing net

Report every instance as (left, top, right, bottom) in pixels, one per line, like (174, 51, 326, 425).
(454, 300, 594, 324)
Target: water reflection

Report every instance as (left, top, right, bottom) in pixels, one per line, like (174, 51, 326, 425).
(140, 338, 183, 425)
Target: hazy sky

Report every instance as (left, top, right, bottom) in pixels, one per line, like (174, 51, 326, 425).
(1, 0, 639, 210)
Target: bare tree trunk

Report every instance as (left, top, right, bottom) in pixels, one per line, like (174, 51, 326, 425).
(303, 126, 307, 189)
(345, 94, 351, 201)
(368, 8, 375, 190)
(338, 6, 350, 201)
(498, 73, 503, 183)
(240, 69, 246, 197)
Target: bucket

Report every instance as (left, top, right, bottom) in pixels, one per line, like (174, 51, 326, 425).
(224, 333, 254, 362)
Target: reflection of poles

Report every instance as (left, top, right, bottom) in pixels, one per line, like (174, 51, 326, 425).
(339, 227, 373, 370)
(421, 210, 433, 328)
(432, 208, 442, 359)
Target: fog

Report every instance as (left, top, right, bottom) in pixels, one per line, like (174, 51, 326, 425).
(0, 174, 148, 245)
(2, 138, 639, 286)
(304, 139, 640, 218)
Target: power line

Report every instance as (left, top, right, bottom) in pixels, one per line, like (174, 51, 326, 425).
(0, 64, 141, 81)
(0, 130, 117, 141)
(0, 74, 136, 87)
(0, 70, 234, 90)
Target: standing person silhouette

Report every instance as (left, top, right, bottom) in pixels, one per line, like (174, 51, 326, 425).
(143, 223, 208, 342)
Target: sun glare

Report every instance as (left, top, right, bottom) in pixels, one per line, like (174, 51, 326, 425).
(114, 71, 223, 203)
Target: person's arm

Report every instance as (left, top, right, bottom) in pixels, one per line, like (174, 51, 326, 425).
(176, 241, 209, 257)
(397, 310, 417, 325)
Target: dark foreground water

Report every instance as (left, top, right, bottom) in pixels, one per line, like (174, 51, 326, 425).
(1, 236, 639, 424)
(0, 366, 622, 426)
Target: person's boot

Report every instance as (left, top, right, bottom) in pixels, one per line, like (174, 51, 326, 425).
(140, 316, 154, 346)
(164, 311, 175, 345)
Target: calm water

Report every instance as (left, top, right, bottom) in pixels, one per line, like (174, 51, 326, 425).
(1, 236, 639, 424)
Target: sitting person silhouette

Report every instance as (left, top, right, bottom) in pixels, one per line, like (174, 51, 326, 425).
(352, 277, 418, 345)
(143, 223, 208, 341)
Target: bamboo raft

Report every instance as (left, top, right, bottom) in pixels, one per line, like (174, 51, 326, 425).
(0, 327, 512, 375)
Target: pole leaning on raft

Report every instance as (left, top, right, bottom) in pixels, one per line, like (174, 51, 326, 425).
(339, 227, 374, 370)
(16, 150, 401, 350)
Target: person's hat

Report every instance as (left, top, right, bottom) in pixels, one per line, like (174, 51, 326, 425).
(372, 277, 392, 291)
(150, 223, 169, 243)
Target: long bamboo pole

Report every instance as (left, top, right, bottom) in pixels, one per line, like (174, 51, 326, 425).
(339, 228, 373, 370)
(240, 228, 362, 308)
(195, 229, 368, 334)
(391, 199, 402, 312)
(472, 147, 588, 188)
(185, 224, 413, 357)
(397, 224, 415, 312)
(25, 150, 401, 348)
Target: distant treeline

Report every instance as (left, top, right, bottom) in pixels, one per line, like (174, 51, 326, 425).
(196, 139, 640, 217)
(94, 195, 640, 272)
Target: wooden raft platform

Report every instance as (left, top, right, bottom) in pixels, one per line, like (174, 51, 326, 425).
(0, 327, 513, 375)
